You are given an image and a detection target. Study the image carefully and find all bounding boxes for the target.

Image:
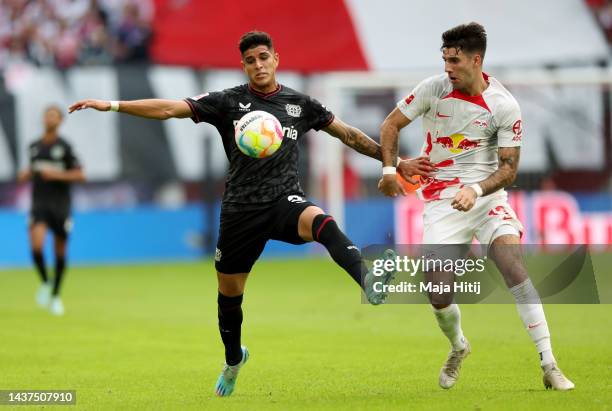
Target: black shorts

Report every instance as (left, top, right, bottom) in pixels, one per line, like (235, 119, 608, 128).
(30, 205, 72, 238)
(215, 194, 317, 274)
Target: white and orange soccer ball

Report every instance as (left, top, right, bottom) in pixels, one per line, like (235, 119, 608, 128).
(234, 111, 284, 158)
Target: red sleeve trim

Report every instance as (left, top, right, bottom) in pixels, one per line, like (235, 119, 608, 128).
(321, 114, 335, 129)
(183, 98, 200, 123)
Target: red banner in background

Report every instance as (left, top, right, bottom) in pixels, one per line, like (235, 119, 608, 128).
(395, 191, 612, 248)
(150, 0, 368, 72)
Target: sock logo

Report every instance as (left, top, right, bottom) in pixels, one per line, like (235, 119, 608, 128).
(527, 321, 542, 329)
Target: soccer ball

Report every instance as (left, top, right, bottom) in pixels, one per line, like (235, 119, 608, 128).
(234, 111, 284, 158)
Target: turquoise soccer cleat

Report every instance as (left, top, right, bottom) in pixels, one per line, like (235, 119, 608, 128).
(364, 248, 397, 305)
(215, 346, 249, 397)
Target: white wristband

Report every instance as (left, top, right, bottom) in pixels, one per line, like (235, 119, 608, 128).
(382, 166, 396, 175)
(470, 183, 483, 197)
(109, 101, 119, 112)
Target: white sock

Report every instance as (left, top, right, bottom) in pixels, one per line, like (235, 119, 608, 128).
(433, 304, 466, 351)
(510, 279, 555, 366)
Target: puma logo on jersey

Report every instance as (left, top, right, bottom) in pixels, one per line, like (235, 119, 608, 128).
(287, 195, 305, 203)
(238, 102, 251, 112)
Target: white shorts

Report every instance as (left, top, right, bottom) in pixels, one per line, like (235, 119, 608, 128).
(422, 190, 523, 245)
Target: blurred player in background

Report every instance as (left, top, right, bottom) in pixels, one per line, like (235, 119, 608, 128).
(378, 23, 574, 391)
(17, 105, 85, 316)
(68, 31, 435, 397)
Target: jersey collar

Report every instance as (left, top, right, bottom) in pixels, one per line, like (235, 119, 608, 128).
(248, 83, 282, 98)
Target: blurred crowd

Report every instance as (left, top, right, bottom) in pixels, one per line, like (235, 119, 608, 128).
(0, 0, 153, 70)
(586, 0, 612, 45)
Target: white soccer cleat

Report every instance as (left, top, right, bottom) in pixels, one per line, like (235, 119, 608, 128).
(439, 339, 471, 389)
(542, 363, 575, 391)
(36, 283, 52, 308)
(49, 297, 64, 316)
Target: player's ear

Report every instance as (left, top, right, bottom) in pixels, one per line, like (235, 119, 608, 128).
(274, 52, 279, 68)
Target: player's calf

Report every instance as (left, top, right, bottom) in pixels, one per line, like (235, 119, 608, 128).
(311, 214, 366, 289)
(217, 292, 244, 366)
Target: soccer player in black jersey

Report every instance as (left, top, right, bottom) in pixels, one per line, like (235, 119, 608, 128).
(69, 31, 435, 396)
(17, 105, 85, 316)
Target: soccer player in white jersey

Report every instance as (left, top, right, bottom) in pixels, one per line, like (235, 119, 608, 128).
(378, 22, 574, 391)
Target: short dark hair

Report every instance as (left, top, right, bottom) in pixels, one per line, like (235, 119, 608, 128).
(239, 31, 274, 54)
(45, 104, 63, 118)
(441, 22, 487, 60)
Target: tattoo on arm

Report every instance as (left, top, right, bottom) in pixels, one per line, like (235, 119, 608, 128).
(325, 121, 382, 161)
(478, 147, 520, 196)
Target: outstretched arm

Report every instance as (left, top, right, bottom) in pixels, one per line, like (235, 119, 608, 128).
(68, 99, 193, 120)
(323, 117, 382, 161)
(451, 147, 520, 212)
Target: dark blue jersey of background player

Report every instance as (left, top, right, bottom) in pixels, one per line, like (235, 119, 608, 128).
(28, 136, 81, 211)
(185, 84, 333, 210)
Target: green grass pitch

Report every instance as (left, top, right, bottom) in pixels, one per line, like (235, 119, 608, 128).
(1, 256, 611, 410)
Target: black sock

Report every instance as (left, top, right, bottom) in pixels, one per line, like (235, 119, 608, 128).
(218, 292, 243, 366)
(312, 214, 367, 290)
(52, 256, 66, 297)
(32, 251, 48, 283)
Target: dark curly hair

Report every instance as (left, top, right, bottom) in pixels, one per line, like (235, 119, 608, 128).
(239, 31, 274, 55)
(441, 22, 487, 60)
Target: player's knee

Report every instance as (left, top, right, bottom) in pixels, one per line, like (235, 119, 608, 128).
(217, 272, 247, 297)
(297, 207, 324, 241)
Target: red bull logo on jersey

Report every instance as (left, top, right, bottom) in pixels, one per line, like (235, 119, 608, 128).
(434, 134, 480, 154)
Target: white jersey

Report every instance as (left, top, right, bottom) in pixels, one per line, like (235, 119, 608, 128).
(397, 73, 522, 202)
